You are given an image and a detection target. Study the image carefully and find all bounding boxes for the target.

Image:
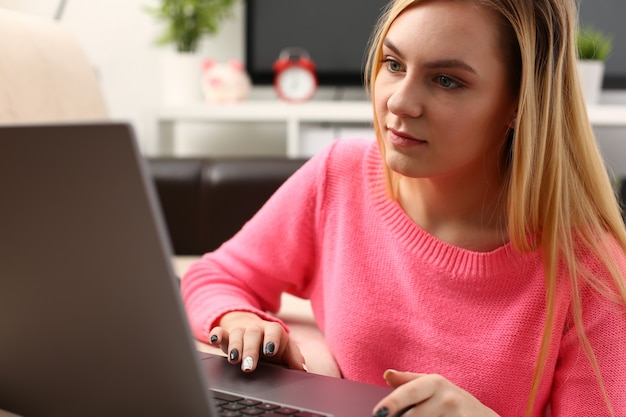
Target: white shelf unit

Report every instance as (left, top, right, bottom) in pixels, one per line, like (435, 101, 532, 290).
(587, 105, 626, 127)
(156, 101, 626, 158)
(157, 100, 373, 158)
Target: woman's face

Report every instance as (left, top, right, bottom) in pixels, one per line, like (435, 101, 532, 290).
(374, 0, 518, 182)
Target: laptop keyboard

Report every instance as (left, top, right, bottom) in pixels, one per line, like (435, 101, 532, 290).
(211, 389, 330, 417)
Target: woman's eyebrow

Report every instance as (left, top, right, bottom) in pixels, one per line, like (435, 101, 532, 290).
(423, 59, 476, 74)
(382, 38, 404, 59)
(382, 38, 476, 74)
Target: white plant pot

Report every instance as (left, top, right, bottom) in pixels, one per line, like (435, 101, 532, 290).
(159, 50, 204, 106)
(577, 60, 605, 105)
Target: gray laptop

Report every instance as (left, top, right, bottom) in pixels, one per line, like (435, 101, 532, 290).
(0, 123, 392, 417)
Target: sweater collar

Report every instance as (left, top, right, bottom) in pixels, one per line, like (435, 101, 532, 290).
(363, 141, 539, 278)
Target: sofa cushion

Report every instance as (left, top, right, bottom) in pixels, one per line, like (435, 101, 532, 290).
(148, 157, 307, 255)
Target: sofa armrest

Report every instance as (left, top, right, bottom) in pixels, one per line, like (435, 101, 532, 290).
(0, 9, 107, 123)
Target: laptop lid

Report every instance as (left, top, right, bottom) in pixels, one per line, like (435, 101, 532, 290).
(0, 122, 393, 417)
(0, 123, 214, 416)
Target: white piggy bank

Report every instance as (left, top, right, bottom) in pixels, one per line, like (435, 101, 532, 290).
(201, 59, 252, 103)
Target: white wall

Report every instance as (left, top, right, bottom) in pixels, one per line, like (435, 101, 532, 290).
(1, 0, 626, 173)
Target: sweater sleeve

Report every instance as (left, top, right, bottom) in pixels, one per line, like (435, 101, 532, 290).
(550, 243, 626, 416)
(180, 143, 333, 343)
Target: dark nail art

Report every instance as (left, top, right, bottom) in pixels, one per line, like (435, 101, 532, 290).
(373, 407, 389, 417)
(264, 342, 275, 355)
(210, 334, 218, 344)
(229, 349, 239, 362)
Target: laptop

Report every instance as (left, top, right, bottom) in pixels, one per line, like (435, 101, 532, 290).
(0, 123, 392, 417)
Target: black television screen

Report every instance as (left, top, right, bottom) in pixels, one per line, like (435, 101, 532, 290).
(245, 0, 390, 87)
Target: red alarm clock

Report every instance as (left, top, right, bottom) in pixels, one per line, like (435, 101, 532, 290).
(273, 48, 317, 102)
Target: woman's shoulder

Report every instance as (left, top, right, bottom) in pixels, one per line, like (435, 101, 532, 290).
(574, 230, 626, 273)
(319, 138, 381, 173)
(322, 138, 377, 161)
(284, 138, 380, 193)
(296, 138, 383, 204)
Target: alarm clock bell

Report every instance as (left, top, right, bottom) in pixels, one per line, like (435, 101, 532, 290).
(273, 47, 318, 103)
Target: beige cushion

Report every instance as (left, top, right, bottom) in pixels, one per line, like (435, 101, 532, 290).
(0, 8, 107, 123)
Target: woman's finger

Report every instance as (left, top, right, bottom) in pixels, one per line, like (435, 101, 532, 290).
(226, 327, 245, 364)
(383, 369, 425, 388)
(208, 326, 229, 354)
(262, 321, 286, 358)
(240, 325, 264, 372)
(283, 339, 307, 371)
(372, 372, 434, 417)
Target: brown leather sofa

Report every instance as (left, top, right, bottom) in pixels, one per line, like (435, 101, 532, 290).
(147, 157, 308, 255)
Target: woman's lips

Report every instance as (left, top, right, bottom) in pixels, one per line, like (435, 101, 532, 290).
(387, 128, 427, 147)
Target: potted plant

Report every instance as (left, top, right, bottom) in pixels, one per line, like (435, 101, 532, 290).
(577, 26, 613, 104)
(146, 0, 238, 105)
(147, 0, 237, 53)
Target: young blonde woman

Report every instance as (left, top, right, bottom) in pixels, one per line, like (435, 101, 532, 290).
(181, 0, 626, 415)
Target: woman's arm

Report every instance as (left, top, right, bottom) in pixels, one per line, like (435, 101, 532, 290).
(180, 143, 332, 344)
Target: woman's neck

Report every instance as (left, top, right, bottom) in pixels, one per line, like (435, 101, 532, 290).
(397, 174, 509, 252)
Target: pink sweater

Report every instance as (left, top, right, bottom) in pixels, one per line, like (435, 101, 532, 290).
(182, 139, 626, 417)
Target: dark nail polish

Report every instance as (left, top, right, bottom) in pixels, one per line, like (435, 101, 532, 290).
(264, 342, 275, 355)
(373, 407, 389, 417)
(229, 349, 239, 362)
(210, 334, 218, 344)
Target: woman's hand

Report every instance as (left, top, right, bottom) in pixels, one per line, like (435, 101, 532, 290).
(208, 311, 307, 373)
(372, 370, 500, 417)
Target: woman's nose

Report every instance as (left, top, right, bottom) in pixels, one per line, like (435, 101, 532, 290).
(386, 78, 424, 118)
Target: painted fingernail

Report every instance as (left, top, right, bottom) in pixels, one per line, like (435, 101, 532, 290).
(264, 342, 275, 355)
(210, 334, 218, 344)
(229, 349, 239, 362)
(373, 407, 389, 417)
(243, 356, 254, 371)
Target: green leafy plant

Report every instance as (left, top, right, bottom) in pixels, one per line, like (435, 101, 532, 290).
(146, 0, 237, 53)
(577, 26, 613, 61)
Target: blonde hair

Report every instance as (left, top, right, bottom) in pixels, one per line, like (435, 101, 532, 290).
(365, 0, 626, 415)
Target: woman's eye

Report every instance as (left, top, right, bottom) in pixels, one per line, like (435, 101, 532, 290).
(384, 59, 403, 72)
(436, 75, 462, 89)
